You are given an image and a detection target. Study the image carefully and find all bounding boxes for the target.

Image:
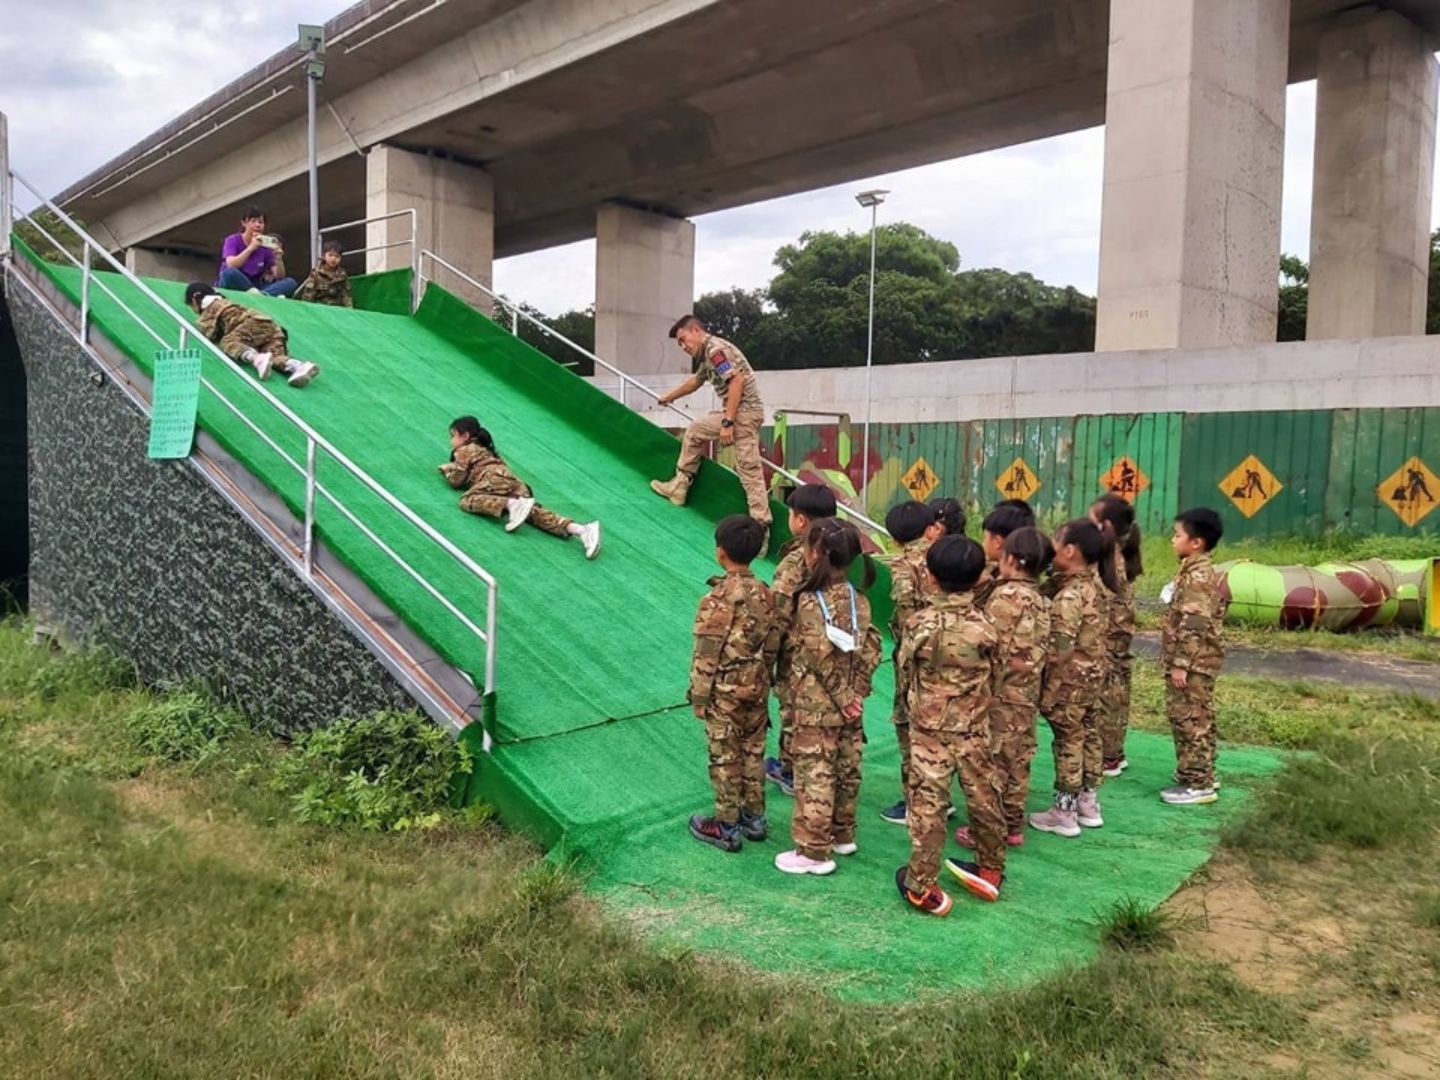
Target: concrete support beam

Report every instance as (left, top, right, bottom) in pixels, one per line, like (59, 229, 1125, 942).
(1307, 12, 1439, 340)
(124, 247, 217, 284)
(1095, 0, 1289, 350)
(594, 203, 695, 377)
(366, 144, 493, 308)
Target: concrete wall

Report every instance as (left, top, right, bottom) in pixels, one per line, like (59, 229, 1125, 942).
(0, 288, 27, 607)
(8, 280, 415, 735)
(598, 335, 1440, 428)
(593, 203, 695, 377)
(124, 247, 219, 284)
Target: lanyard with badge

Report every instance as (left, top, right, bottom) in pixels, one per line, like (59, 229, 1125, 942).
(815, 584, 860, 653)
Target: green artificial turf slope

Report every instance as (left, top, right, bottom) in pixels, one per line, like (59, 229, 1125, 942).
(20, 244, 1281, 1002)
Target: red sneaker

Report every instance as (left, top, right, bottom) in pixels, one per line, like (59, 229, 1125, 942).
(945, 859, 1004, 902)
(895, 867, 953, 917)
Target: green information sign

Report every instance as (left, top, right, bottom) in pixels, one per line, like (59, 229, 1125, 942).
(147, 348, 203, 460)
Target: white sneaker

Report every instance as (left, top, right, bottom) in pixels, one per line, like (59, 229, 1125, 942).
(251, 352, 273, 379)
(578, 521, 601, 559)
(774, 850, 836, 876)
(505, 497, 535, 532)
(286, 360, 319, 387)
(832, 841, 858, 856)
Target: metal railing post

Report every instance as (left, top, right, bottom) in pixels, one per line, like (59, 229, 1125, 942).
(79, 245, 91, 344)
(484, 582, 497, 696)
(0, 113, 11, 258)
(303, 437, 317, 577)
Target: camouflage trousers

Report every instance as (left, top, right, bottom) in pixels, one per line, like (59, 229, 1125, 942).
(1043, 697, 1104, 794)
(790, 722, 863, 860)
(1166, 672, 1217, 787)
(905, 726, 1006, 892)
(459, 469, 571, 538)
(218, 319, 288, 364)
(702, 702, 768, 822)
(776, 706, 795, 775)
(675, 409, 771, 525)
(890, 648, 913, 800)
(990, 701, 1037, 835)
(1100, 655, 1134, 761)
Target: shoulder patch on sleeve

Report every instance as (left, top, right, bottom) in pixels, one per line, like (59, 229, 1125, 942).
(711, 351, 733, 377)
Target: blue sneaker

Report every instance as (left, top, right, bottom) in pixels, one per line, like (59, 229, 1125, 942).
(764, 757, 794, 797)
(880, 800, 908, 825)
(738, 811, 768, 841)
(689, 815, 741, 852)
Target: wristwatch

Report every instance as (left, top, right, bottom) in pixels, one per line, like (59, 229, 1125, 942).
(721, 418, 735, 428)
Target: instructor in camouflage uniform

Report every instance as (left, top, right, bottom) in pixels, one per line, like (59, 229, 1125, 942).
(651, 315, 771, 529)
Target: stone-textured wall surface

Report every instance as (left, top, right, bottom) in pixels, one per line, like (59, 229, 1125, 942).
(8, 278, 415, 735)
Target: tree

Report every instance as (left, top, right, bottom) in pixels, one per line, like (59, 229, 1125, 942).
(14, 209, 87, 266)
(1429, 229, 1440, 335)
(513, 302, 596, 376)
(693, 287, 768, 347)
(1277, 254, 1308, 342)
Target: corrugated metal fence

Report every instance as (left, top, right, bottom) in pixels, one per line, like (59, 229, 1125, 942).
(764, 408, 1440, 538)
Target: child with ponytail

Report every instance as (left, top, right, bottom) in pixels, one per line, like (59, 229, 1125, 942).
(1090, 494, 1142, 775)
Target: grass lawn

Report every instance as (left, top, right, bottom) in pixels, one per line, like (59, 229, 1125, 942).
(2, 620, 1438, 1078)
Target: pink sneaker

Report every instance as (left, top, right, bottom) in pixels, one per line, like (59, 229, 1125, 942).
(954, 825, 1026, 849)
(774, 849, 836, 876)
(1029, 795, 1081, 838)
(1077, 788, 1104, 828)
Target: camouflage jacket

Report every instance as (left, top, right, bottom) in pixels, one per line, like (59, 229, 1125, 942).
(788, 581, 882, 725)
(1160, 552, 1227, 676)
(1039, 567, 1110, 713)
(888, 537, 935, 641)
(985, 578, 1051, 707)
(295, 263, 353, 307)
(1105, 546, 1137, 660)
(770, 539, 808, 700)
(196, 296, 276, 344)
(439, 442, 516, 491)
(973, 562, 1003, 609)
(898, 591, 997, 735)
(695, 334, 764, 416)
(689, 569, 779, 714)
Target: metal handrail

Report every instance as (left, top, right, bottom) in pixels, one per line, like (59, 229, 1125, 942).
(7, 169, 500, 696)
(415, 248, 887, 539)
(319, 207, 419, 311)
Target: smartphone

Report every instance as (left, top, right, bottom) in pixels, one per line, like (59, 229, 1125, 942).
(257, 234, 280, 249)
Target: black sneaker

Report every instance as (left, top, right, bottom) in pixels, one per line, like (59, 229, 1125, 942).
(738, 811, 768, 841)
(689, 814, 742, 852)
(880, 800, 908, 825)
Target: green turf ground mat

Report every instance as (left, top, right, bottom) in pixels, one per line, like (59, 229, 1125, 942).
(349, 267, 416, 315)
(585, 723, 1280, 1003)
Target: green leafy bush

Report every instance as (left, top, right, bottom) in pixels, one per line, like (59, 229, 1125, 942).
(273, 710, 471, 831)
(124, 692, 243, 763)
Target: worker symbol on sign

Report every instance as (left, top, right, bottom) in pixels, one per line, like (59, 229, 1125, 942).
(1006, 463, 1031, 494)
(1232, 467, 1267, 501)
(995, 457, 1039, 500)
(1220, 454, 1282, 519)
(1378, 457, 1440, 527)
(1403, 466, 1434, 506)
(1099, 456, 1149, 503)
(901, 456, 940, 502)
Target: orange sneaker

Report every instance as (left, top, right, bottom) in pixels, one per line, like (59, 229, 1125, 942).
(945, 859, 1004, 902)
(895, 867, 953, 917)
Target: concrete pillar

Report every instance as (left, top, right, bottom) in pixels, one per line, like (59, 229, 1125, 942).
(594, 203, 695, 377)
(1095, 0, 1290, 351)
(366, 144, 494, 309)
(1307, 12, 1439, 340)
(124, 247, 217, 284)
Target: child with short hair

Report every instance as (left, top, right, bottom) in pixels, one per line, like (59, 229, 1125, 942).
(688, 515, 780, 852)
(1090, 495, 1142, 777)
(184, 282, 320, 387)
(774, 519, 882, 876)
(928, 497, 967, 537)
(439, 416, 601, 558)
(880, 500, 945, 826)
(1160, 507, 1227, 805)
(295, 240, 354, 308)
(895, 535, 1005, 916)
(976, 502, 1036, 607)
(766, 484, 838, 796)
(1028, 520, 1114, 838)
(954, 526, 1053, 851)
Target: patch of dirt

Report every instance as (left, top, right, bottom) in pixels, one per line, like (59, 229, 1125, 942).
(114, 776, 270, 873)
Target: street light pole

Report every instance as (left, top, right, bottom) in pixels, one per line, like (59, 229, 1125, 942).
(299, 25, 326, 267)
(854, 188, 888, 511)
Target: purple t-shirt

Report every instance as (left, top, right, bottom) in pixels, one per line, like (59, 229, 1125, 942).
(220, 233, 275, 281)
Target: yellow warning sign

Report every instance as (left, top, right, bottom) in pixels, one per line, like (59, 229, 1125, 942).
(901, 456, 940, 502)
(1099, 456, 1149, 502)
(996, 457, 1039, 500)
(1220, 454, 1283, 519)
(1378, 456, 1440, 527)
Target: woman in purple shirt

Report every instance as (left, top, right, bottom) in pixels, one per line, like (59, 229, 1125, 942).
(216, 206, 298, 297)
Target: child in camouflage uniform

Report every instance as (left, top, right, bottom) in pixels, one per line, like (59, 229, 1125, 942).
(439, 416, 601, 558)
(1090, 494, 1142, 777)
(879, 501, 945, 826)
(1160, 507, 1227, 805)
(766, 484, 838, 796)
(1029, 520, 1114, 838)
(954, 527, 1053, 851)
(774, 519, 882, 877)
(928, 497, 967, 537)
(895, 536, 1006, 917)
(976, 501, 1036, 607)
(295, 240, 354, 307)
(184, 283, 320, 387)
(688, 515, 781, 852)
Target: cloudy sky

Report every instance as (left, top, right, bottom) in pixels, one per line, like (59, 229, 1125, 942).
(4, 2, 1438, 314)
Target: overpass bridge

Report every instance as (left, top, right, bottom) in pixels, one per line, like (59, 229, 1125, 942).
(49, 0, 1440, 376)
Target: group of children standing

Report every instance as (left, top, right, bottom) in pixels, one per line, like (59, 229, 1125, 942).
(687, 484, 1228, 917)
